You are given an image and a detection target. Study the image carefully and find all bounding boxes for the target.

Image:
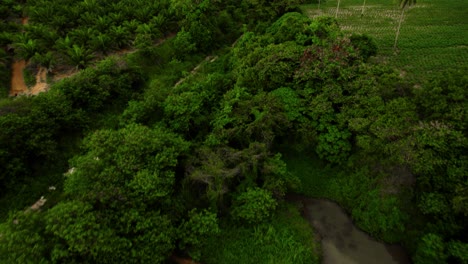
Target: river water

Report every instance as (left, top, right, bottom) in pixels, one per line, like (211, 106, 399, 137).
(290, 195, 411, 264)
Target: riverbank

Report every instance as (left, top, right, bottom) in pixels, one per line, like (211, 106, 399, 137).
(289, 194, 411, 264)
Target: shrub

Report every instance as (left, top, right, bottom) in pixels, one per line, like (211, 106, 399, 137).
(350, 34, 378, 61)
(232, 187, 277, 225)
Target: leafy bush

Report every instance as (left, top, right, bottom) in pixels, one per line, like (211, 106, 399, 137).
(413, 233, 447, 264)
(232, 187, 277, 225)
(350, 34, 378, 61)
(316, 125, 352, 164)
(178, 209, 220, 261)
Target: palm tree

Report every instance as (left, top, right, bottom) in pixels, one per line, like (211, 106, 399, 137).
(335, 0, 342, 18)
(66, 44, 94, 69)
(54, 36, 73, 52)
(361, 0, 367, 16)
(90, 33, 113, 55)
(32, 51, 56, 72)
(394, 0, 416, 51)
(109, 25, 132, 48)
(13, 38, 40, 61)
(94, 16, 112, 32)
(69, 28, 97, 46)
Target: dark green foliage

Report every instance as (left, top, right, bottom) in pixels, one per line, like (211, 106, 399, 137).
(266, 12, 312, 44)
(210, 89, 290, 147)
(241, 0, 306, 26)
(413, 233, 447, 264)
(350, 33, 377, 60)
(1, 6, 467, 264)
(0, 92, 75, 191)
(54, 57, 144, 111)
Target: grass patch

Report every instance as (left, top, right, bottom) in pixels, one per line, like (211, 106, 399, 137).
(301, 0, 468, 82)
(201, 203, 320, 264)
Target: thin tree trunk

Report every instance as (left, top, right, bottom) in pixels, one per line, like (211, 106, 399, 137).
(361, 0, 367, 16)
(394, 7, 405, 50)
(335, 0, 341, 18)
(318, 0, 321, 10)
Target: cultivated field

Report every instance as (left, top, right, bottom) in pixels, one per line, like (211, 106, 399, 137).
(301, 0, 468, 81)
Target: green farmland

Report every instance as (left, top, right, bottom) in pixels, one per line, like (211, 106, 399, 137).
(301, 0, 468, 81)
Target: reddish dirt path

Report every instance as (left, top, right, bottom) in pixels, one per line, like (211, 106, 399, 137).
(9, 16, 50, 96)
(9, 60, 28, 96)
(170, 254, 199, 264)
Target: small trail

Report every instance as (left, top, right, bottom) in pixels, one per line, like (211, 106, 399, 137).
(174, 55, 218, 87)
(30, 67, 48, 95)
(10, 62, 49, 97)
(9, 20, 176, 97)
(9, 16, 49, 96)
(9, 60, 28, 96)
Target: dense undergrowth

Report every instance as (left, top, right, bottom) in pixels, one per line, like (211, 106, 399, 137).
(0, 0, 467, 263)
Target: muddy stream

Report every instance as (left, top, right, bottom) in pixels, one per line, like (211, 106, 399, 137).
(290, 195, 411, 264)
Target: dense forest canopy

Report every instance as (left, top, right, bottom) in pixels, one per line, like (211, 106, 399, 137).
(0, 0, 467, 263)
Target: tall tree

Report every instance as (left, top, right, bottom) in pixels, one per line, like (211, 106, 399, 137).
(394, 0, 416, 51)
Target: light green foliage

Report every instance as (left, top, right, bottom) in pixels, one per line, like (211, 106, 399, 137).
(44, 201, 123, 262)
(0, 211, 48, 264)
(418, 193, 449, 216)
(12, 38, 41, 61)
(316, 125, 352, 164)
(266, 12, 312, 44)
(241, 0, 305, 24)
(236, 42, 304, 91)
(202, 204, 320, 264)
(173, 29, 197, 58)
(65, 124, 189, 202)
(271, 87, 304, 122)
(413, 233, 447, 264)
(178, 209, 220, 260)
(66, 44, 94, 69)
(232, 187, 278, 225)
(163, 89, 207, 133)
(42, 201, 176, 263)
(31, 51, 56, 71)
(447, 240, 468, 264)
